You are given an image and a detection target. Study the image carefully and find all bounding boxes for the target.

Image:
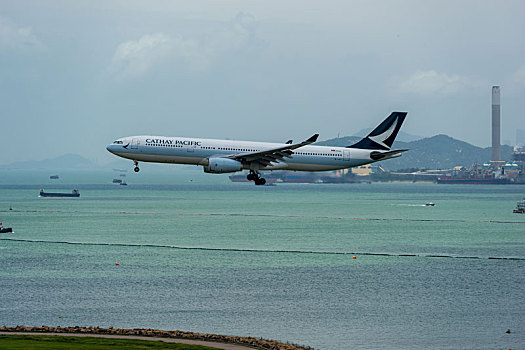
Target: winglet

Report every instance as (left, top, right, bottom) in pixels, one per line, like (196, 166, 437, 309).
(306, 134, 319, 143)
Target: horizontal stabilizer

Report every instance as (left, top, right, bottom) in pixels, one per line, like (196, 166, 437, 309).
(370, 149, 409, 161)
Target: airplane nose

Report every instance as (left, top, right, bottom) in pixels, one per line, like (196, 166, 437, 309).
(106, 144, 114, 153)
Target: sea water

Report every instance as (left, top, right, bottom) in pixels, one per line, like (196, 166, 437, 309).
(0, 169, 524, 349)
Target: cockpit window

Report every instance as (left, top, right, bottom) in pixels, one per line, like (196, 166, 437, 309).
(114, 140, 124, 144)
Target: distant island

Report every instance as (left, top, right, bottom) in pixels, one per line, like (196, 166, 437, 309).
(0, 154, 101, 171)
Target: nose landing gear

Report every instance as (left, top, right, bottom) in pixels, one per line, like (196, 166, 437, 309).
(246, 171, 266, 185)
(133, 160, 140, 173)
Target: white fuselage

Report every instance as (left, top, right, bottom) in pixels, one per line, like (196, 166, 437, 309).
(106, 135, 377, 171)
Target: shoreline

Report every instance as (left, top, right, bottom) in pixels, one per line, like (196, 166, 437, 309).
(0, 326, 314, 350)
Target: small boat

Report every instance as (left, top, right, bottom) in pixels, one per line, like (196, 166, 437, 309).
(39, 189, 80, 198)
(120, 182, 128, 186)
(425, 202, 435, 206)
(513, 199, 525, 214)
(0, 222, 12, 233)
(50, 175, 59, 179)
(112, 178, 122, 184)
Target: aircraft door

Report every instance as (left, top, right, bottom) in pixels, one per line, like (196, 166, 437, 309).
(343, 150, 351, 161)
(131, 138, 140, 149)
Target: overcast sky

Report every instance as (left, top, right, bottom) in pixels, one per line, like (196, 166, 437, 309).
(1, 0, 524, 164)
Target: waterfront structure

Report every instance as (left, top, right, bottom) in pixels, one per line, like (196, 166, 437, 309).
(492, 86, 501, 162)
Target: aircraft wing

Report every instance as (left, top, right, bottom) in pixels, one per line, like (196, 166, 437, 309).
(228, 134, 319, 168)
(370, 149, 409, 161)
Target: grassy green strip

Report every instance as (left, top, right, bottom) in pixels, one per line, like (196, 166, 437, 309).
(0, 334, 221, 350)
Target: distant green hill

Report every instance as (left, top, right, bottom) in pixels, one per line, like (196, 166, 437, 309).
(316, 134, 514, 170)
(0, 154, 100, 170)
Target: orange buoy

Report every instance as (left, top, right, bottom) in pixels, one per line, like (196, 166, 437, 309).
(115, 262, 120, 265)
(353, 256, 357, 259)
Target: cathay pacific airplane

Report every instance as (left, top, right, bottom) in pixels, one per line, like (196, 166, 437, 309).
(106, 112, 408, 185)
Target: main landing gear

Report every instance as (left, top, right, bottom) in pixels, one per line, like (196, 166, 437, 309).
(133, 160, 140, 173)
(247, 171, 266, 186)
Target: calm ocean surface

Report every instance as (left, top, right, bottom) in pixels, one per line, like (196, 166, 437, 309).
(0, 169, 524, 349)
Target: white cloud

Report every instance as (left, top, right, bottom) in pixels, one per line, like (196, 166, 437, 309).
(111, 32, 211, 77)
(111, 12, 260, 78)
(390, 70, 486, 95)
(0, 16, 43, 51)
(112, 32, 177, 78)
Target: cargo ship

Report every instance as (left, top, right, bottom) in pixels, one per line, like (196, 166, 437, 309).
(39, 189, 80, 198)
(436, 176, 511, 184)
(436, 158, 525, 184)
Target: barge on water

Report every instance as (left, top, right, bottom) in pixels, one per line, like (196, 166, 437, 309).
(39, 189, 80, 198)
(0, 222, 12, 233)
(514, 199, 525, 214)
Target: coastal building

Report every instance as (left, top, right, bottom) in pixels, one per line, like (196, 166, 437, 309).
(351, 164, 373, 176)
(512, 146, 525, 182)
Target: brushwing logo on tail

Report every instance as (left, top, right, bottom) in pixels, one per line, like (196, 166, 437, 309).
(347, 112, 407, 150)
(368, 118, 399, 150)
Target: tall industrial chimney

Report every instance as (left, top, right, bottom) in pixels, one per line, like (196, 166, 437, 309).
(492, 86, 501, 162)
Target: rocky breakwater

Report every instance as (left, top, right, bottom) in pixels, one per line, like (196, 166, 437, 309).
(0, 325, 315, 350)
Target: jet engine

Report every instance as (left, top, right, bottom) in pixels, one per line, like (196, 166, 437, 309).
(203, 158, 243, 174)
